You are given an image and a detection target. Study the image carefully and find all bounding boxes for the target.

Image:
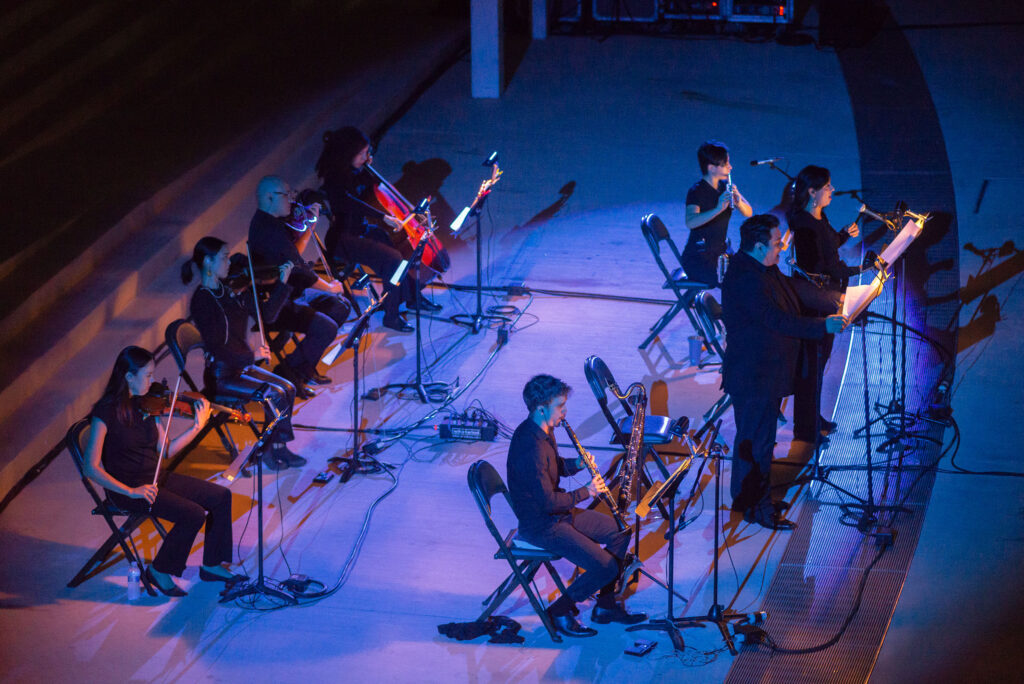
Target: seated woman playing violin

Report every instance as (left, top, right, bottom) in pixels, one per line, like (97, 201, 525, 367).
(316, 126, 440, 333)
(82, 346, 248, 597)
(182, 237, 305, 472)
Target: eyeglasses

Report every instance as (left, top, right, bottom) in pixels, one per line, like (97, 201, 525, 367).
(271, 190, 294, 198)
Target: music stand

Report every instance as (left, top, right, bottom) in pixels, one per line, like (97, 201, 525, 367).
(450, 153, 510, 334)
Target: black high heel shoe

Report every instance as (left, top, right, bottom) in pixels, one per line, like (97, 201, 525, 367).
(145, 565, 187, 597)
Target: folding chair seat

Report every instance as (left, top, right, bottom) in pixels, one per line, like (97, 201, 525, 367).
(467, 460, 569, 643)
(639, 213, 712, 350)
(65, 419, 166, 596)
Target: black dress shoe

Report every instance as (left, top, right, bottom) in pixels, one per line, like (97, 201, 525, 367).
(261, 448, 288, 471)
(306, 370, 332, 386)
(382, 316, 413, 333)
(773, 500, 792, 513)
(743, 508, 797, 531)
(199, 567, 250, 586)
(145, 566, 187, 597)
(550, 612, 598, 638)
(273, 444, 307, 468)
(273, 363, 316, 399)
(819, 417, 838, 436)
(591, 602, 648, 625)
(406, 297, 442, 312)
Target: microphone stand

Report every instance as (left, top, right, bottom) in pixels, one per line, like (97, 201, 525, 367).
(373, 212, 450, 403)
(220, 405, 296, 605)
(451, 157, 510, 334)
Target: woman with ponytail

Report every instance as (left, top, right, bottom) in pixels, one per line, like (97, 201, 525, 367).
(83, 346, 245, 597)
(182, 237, 305, 472)
(787, 165, 864, 443)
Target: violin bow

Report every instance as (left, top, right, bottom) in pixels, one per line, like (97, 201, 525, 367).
(151, 374, 183, 487)
(245, 242, 268, 345)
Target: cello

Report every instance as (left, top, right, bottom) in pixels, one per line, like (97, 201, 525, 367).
(363, 161, 451, 274)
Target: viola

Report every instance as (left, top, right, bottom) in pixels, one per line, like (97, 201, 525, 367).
(364, 162, 451, 274)
(141, 384, 251, 424)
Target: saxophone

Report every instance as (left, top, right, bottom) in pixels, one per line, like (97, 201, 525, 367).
(561, 419, 629, 531)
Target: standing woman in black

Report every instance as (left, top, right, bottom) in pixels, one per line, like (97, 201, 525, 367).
(316, 126, 440, 332)
(83, 346, 246, 597)
(181, 237, 305, 472)
(787, 165, 863, 442)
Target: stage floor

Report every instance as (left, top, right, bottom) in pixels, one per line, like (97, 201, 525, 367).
(3, 2, 1024, 680)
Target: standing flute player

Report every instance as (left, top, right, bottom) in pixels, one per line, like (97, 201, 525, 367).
(506, 375, 646, 638)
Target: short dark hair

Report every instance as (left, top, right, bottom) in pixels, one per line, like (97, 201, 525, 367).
(739, 214, 780, 253)
(523, 374, 571, 413)
(697, 140, 729, 175)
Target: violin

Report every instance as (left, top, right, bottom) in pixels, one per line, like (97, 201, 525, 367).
(364, 161, 451, 274)
(141, 383, 251, 423)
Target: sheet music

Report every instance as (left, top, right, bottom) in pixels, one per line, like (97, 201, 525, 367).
(878, 218, 924, 267)
(842, 274, 885, 321)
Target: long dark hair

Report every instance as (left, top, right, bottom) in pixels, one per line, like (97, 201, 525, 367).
(789, 165, 831, 219)
(180, 236, 227, 285)
(93, 346, 154, 425)
(315, 126, 371, 182)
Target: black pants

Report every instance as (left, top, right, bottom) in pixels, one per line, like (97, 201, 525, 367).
(110, 473, 232, 577)
(271, 295, 348, 375)
(681, 242, 725, 287)
(730, 393, 783, 515)
(332, 233, 431, 319)
(209, 363, 295, 443)
(793, 333, 835, 439)
(520, 509, 630, 605)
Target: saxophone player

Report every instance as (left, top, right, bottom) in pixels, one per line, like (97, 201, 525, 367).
(506, 374, 646, 638)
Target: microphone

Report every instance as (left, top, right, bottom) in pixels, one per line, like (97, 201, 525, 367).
(858, 203, 888, 223)
(750, 157, 783, 166)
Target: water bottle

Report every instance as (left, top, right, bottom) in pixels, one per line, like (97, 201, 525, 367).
(127, 563, 141, 601)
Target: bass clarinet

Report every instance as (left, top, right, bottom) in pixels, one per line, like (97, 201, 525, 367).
(561, 419, 629, 531)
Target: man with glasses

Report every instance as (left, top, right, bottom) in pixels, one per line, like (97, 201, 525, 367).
(248, 175, 350, 392)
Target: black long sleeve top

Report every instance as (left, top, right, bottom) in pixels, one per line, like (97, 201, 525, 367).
(506, 418, 587, 535)
(190, 285, 255, 372)
(321, 167, 387, 257)
(248, 210, 318, 291)
(721, 251, 834, 400)
(789, 209, 860, 292)
(91, 398, 159, 488)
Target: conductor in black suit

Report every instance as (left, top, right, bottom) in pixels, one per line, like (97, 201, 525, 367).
(721, 214, 847, 530)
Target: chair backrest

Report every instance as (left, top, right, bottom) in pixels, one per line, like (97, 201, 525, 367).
(164, 319, 205, 393)
(694, 291, 726, 357)
(641, 214, 685, 275)
(584, 355, 631, 441)
(65, 418, 108, 508)
(467, 460, 519, 552)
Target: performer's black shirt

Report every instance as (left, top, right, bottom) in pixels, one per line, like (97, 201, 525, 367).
(506, 418, 587, 535)
(91, 398, 159, 488)
(190, 285, 254, 372)
(684, 178, 731, 253)
(321, 166, 387, 256)
(248, 210, 318, 291)
(789, 209, 859, 292)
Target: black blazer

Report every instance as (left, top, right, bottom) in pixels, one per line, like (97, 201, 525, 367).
(721, 251, 837, 399)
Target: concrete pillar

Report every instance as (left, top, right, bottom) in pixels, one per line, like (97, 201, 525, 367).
(532, 0, 547, 39)
(471, 0, 504, 99)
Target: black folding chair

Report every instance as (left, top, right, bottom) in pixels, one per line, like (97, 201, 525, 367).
(468, 460, 569, 643)
(165, 319, 260, 463)
(65, 419, 166, 595)
(639, 213, 713, 351)
(692, 289, 727, 367)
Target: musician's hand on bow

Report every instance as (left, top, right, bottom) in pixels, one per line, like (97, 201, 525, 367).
(256, 344, 272, 363)
(825, 314, 849, 333)
(844, 221, 860, 238)
(325, 278, 344, 295)
(384, 215, 402, 231)
(131, 484, 158, 504)
(278, 261, 294, 283)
